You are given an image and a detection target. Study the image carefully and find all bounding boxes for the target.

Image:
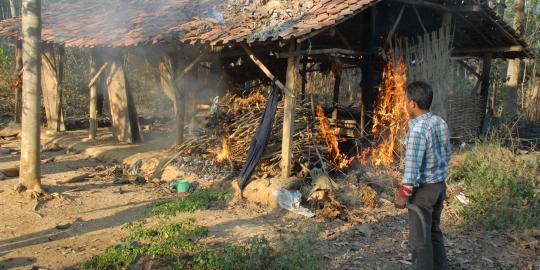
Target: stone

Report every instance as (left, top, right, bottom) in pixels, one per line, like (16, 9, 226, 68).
(357, 224, 373, 239)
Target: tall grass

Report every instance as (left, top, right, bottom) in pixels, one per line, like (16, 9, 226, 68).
(448, 132, 539, 230)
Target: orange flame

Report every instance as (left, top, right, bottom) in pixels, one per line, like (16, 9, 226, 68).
(212, 137, 231, 162)
(317, 106, 354, 169)
(360, 57, 409, 166)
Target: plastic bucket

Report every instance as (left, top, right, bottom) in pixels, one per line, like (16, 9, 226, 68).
(171, 179, 190, 193)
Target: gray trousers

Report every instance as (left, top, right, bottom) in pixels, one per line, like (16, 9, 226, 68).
(409, 182, 448, 270)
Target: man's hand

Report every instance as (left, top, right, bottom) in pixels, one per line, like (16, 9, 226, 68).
(394, 192, 407, 209)
(394, 185, 413, 209)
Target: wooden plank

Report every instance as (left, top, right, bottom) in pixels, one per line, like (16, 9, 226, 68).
(281, 38, 299, 179)
(241, 43, 295, 98)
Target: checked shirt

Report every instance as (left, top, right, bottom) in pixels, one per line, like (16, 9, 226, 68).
(402, 112, 451, 186)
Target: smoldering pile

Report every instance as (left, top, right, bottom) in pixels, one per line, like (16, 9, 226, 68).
(168, 89, 319, 181)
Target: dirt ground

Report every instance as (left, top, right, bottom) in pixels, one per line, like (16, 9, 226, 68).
(0, 128, 538, 270)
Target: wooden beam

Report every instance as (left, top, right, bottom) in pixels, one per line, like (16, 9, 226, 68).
(332, 59, 342, 120)
(454, 12, 496, 47)
(241, 43, 295, 97)
(412, 6, 428, 34)
(389, 0, 481, 13)
(385, 4, 406, 46)
(275, 48, 366, 59)
(480, 9, 523, 47)
(453, 45, 524, 54)
(457, 60, 481, 79)
(281, 38, 299, 179)
(88, 62, 109, 88)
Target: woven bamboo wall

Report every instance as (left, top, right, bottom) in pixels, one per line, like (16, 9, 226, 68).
(448, 94, 482, 138)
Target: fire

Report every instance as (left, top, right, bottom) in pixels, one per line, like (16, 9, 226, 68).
(360, 57, 409, 166)
(316, 106, 354, 169)
(212, 137, 231, 162)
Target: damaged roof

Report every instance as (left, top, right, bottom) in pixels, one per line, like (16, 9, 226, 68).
(0, 0, 532, 58)
(0, 0, 376, 47)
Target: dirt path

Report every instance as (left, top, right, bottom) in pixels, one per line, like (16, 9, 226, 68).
(0, 130, 538, 269)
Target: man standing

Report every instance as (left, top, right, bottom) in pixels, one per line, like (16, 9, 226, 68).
(395, 81, 451, 269)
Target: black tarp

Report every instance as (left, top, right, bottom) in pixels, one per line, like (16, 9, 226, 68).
(237, 82, 281, 193)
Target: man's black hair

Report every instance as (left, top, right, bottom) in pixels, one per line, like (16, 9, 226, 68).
(406, 81, 433, 110)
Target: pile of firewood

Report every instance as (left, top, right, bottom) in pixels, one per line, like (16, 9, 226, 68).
(170, 90, 333, 179)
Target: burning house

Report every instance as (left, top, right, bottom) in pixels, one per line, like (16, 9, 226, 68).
(0, 0, 533, 184)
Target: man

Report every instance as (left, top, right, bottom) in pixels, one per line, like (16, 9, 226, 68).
(395, 81, 451, 270)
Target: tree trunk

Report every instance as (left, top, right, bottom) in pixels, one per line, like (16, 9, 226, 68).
(41, 43, 64, 132)
(526, 78, 540, 122)
(503, 0, 524, 119)
(159, 53, 185, 145)
(14, 40, 22, 123)
(104, 51, 141, 143)
(19, 0, 42, 192)
(8, 0, 17, 17)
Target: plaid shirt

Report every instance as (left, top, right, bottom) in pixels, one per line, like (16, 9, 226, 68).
(402, 112, 451, 186)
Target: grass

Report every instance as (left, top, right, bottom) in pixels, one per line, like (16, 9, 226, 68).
(195, 230, 323, 270)
(151, 188, 232, 216)
(83, 219, 208, 270)
(84, 219, 324, 270)
(448, 140, 539, 231)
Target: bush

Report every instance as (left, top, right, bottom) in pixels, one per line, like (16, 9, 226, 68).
(448, 142, 539, 230)
(152, 188, 231, 216)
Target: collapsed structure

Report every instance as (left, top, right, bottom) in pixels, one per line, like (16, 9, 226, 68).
(0, 0, 533, 179)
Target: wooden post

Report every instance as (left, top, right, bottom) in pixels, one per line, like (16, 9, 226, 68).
(301, 58, 307, 101)
(281, 38, 299, 178)
(14, 40, 22, 123)
(104, 51, 141, 143)
(89, 51, 99, 140)
(159, 52, 185, 145)
(41, 43, 64, 132)
(480, 54, 492, 129)
(332, 59, 342, 121)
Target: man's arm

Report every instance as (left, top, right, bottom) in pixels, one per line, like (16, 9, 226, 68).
(396, 128, 427, 209)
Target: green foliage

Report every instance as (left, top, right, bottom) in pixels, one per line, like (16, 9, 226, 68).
(273, 231, 323, 270)
(449, 141, 540, 230)
(195, 236, 272, 270)
(152, 189, 232, 216)
(84, 219, 208, 270)
(83, 242, 145, 270)
(195, 231, 324, 270)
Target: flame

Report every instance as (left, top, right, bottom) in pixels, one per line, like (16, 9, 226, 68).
(360, 57, 409, 166)
(212, 137, 231, 162)
(316, 106, 354, 169)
